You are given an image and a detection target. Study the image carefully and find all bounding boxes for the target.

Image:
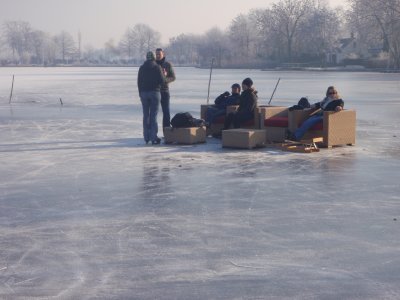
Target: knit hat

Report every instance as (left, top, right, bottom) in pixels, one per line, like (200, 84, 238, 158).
(242, 77, 253, 87)
(146, 51, 155, 61)
(231, 83, 241, 90)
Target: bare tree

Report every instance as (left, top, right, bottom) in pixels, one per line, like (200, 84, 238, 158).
(54, 31, 76, 64)
(2, 21, 33, 64)
(347, 0, 400, 68)
(298, 5, 343, 64)
(167, 34, 200, 65)
(30, 30, 48, 65)
(197, 27, 229, 67)
(269, 0, 314, 61)
(119, 28, 135, 62)
(131, 23, 161, 59)
(78, 31, 82, 64)
(228, 14, 259, 65)
(119, 24, 160, 63)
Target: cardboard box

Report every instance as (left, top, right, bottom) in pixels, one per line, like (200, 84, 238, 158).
(265, 127, 287, 143)
(222, 129, 266, 149)
(164, 126, 206, 144)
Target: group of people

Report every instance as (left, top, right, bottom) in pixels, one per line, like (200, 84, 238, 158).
(137, 48, 175, 145)
(205, 77, 258, 132)
(137, 49, 344, 144)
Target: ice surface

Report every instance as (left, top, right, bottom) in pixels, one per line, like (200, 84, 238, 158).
(0, 67, 400, 299)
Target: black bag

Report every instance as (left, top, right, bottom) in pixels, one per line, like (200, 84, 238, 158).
(289, 97, 311, 111)
(298, 97, 310, 108)
(171, 112, 205, 128)
(171, 112, 194, 127)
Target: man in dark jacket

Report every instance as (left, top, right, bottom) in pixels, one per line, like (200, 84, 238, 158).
(137, 51, 165, 144)
(223, 78, 258, 129)
(156, 48, 176, 128)
(205, 83, 241, 125)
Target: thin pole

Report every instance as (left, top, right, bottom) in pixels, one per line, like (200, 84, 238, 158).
(268, 77, 281, 105)
(206, 58, 215, 105)
(59, 98, 63, 106)
(9, 75, 15, 104)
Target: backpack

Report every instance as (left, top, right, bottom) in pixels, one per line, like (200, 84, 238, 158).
(171, 112, 205, 128)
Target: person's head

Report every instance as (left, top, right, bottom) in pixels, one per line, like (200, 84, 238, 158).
(231, 83, 241, 95)
(155, 48, 164, 61)
(146, 51, 155, 61)
(241, 77, 253, 90)
(326, 86, 339, 99)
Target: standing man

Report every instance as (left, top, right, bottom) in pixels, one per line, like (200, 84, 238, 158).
(155, 48, 176, 128)
(137, 51, 165, 145)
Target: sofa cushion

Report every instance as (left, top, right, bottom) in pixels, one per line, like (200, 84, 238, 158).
(243, 119, 255, 126)
(213, 115, 225, 124)
(264, 116, 288, 127)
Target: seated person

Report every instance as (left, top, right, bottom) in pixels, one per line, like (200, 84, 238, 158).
(205, 83, 241, 125)
(288, 86, 344, 141)
(223, 78, 258, 130)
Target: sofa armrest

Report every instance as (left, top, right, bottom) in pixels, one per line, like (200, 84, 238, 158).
(323, 109, 356, 147)
(259, 105, 288, 120)
(200, 104, 215, 120)
(288, 108, 318, 132)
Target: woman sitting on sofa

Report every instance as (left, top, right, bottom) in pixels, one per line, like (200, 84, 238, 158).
(288, 86, 344, 141)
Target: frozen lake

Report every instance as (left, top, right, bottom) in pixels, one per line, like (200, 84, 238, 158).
(1, 67, 400, 299)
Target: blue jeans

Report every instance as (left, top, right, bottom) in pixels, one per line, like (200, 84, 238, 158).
(160, 91, 171, 128)
(140, 91, 161, 143)
(294, 114, 323, 140)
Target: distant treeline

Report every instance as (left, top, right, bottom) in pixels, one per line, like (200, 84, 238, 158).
(1, 0, 399, 69)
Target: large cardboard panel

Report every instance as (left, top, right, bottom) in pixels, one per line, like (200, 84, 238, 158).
(164, 127, 206, 144)
(222, 129, 266, 149)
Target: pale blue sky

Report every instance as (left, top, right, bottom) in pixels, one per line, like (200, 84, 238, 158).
(0, 0, 348, 48)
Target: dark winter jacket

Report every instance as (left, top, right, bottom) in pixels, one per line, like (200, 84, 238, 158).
(315, 97, 344, 111)
(237, 88, 258, 113)
(156, 57, 175, 91)
(214, 92, 241, 109)
(137, 60, 165, 93)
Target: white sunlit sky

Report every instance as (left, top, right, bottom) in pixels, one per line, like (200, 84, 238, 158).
(0, 0, 349, 48)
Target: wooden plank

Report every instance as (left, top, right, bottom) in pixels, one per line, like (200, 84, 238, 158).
(280, 140, 320, 153)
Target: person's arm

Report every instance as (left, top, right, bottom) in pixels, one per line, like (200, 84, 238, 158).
(165, 62, 176, 84)
(313, 102, 321, 109)
(214, 92, 230, 107)
(157, 65, 166, 86)
(249, 93, 257, 112)
(137, 67, 143, 94)
(325, 99, 344, 111)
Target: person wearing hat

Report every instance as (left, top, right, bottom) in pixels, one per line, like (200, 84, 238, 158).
(223, 77, 258, 130)
(205, 83, 241, 125)
(137, 51, 165, 144)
